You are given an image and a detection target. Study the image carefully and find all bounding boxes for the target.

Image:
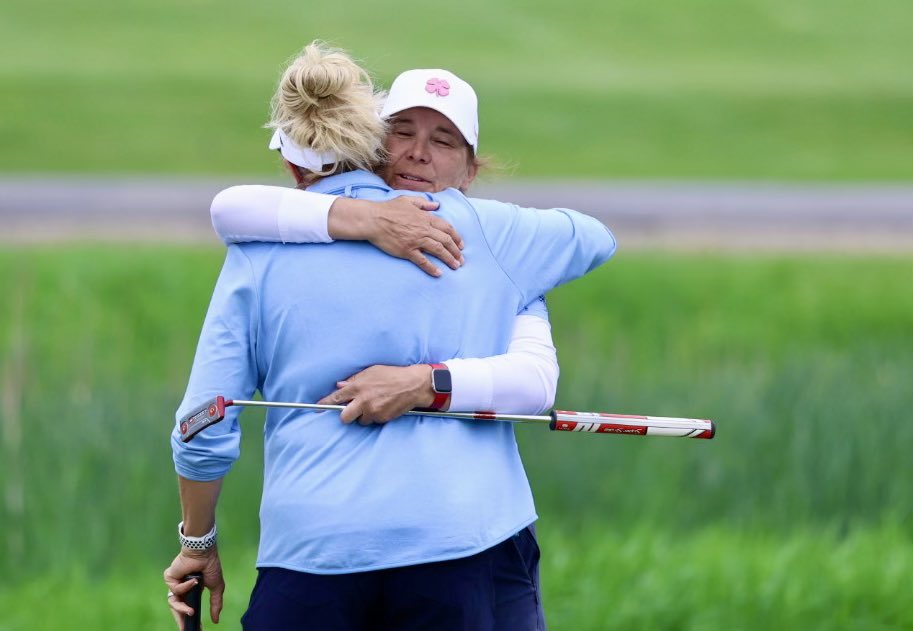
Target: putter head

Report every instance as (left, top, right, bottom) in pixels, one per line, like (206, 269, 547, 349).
(179, 396, 227, 443)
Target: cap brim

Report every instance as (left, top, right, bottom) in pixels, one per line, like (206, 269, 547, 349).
(382, 104, 477, 153)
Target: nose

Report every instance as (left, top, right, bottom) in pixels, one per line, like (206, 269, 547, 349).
(405, 137, 431, 164)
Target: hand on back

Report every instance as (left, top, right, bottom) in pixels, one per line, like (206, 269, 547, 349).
(317, 364, 436, 424)
(330, 196, 464, 277)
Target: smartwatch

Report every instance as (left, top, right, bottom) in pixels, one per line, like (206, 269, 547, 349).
(429, 363, 452, 411)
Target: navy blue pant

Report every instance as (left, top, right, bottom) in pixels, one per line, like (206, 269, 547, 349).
(241, 525, 546, 630)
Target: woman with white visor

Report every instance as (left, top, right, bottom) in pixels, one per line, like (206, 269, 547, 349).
(211, 59, 562, 427)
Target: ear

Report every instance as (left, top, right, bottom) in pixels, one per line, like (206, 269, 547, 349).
(284, 160, 306, 186)
(459, 157, 479, 191)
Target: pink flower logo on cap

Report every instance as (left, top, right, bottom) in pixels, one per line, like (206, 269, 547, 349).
(425, 77, 450, 97)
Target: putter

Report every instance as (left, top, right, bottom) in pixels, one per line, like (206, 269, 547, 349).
(182, 572, 203, 631)
(179, 396, 715, 443)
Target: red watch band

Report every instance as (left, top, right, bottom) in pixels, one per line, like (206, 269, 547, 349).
(429, 363, 451, 411)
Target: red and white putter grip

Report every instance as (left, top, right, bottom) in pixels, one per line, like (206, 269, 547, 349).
(549, 410, 715, 439)
(179, 396, 228, 443)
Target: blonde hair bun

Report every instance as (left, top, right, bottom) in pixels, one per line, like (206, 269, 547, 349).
(285, 46, 354, 106)
(269, 41, 387, 174)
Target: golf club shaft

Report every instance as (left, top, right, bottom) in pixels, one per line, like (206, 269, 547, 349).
(229, 399, 551, 423)
(226, 399, 715, 438)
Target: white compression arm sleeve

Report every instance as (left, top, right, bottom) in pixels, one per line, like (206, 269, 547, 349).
(210, 185, 336, 244)
(445, 315, 559, 415)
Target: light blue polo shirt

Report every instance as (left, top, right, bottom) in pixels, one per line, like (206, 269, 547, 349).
(172, 170, 616, 573)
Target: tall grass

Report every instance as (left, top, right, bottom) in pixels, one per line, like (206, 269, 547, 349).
(532, 255, 913, 530)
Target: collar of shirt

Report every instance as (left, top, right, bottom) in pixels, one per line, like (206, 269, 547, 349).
(306, 170, 391, 196)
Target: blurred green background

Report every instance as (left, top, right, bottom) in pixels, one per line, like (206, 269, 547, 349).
(1, 0, 912, 629)
(2, 0, 911, 179)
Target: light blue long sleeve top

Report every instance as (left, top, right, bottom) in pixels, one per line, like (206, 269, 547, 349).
(172, 170, 616, 574)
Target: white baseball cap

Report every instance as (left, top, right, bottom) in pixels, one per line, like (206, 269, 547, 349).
(381, 69, 479, 152)
(268, 128, 337, 171)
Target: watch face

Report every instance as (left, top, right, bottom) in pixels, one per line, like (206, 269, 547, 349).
(432, 368, 452, 394)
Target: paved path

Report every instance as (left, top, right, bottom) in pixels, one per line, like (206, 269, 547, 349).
(2, 176, 911, 251)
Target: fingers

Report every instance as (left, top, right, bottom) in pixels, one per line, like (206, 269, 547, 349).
(408, 197, 440, 212)
(407, 251, 442, 277)
(431, 216, 464, 250)
(317, 381, 355, 406)
(164, 573, 199, 600)
(210, 580, 224, 624)
(174, 576, 200, 596)
(317, 391, 338, 405)
(423, 232, 463, 270)
(340, 400, 365, 424)
(167, 589, 196, 619)
(165, 563, 199, 622)
(322, 377, 372, 424)
(427, 217, 464, 264)
(168, 599, 194, 620)
(342, 399, 384, 425)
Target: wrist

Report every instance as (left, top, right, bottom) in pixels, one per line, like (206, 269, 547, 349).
(427, 363, 452, 411)
(179, 520, 217, 553)
(409, 364, 436, 408)
(327, 198, 374, 241)
(181, 544, 217, 559)
(180, 516, 215, 538)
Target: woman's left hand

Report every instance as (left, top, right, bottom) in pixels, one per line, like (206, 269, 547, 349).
(318, 364, 436, 424)
(327, 196, 464, 277)
(163, 547, 224, 630)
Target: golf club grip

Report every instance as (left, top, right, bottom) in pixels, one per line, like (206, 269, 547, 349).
(549, 410, 715, 439)
(183, 573, 204, 631)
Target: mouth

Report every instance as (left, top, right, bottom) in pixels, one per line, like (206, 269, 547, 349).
(394, 173, 432, 189)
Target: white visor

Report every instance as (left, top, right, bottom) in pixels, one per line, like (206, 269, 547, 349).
(268, 129, 337, 171)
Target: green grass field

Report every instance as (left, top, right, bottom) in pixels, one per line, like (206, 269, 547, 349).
(0, 247, 911, 629)
(2, 526, 910, 630)
(2, 0, 912, 179)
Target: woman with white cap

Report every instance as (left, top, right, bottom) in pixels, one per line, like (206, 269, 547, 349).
(210, 64, 562, 425)
(165, 41, 615, 631)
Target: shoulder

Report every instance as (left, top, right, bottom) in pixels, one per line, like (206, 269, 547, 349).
(432, 191, 521, 228)
(431, 187, 475, 207)
(465, 195, 516, 213)
(227, 242, 279, 269)
(425, 188, 486, 230)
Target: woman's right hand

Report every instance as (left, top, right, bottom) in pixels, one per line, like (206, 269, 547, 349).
(328, 196, 465, 277)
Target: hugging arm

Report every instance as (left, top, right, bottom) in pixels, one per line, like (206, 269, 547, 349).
(470, 198, 617, 303)
(210, 185, 463, 276)
(211, 185, 560, 420)
(445, 302, 558, 414)
(319, 303, 558, 423)
(320, 196, 618, 423)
